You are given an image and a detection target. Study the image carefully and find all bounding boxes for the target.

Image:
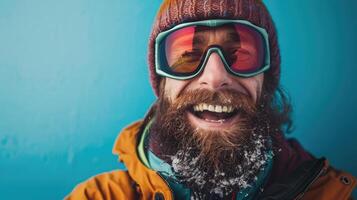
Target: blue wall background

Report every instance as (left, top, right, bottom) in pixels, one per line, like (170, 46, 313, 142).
(0, 0, 356, 199)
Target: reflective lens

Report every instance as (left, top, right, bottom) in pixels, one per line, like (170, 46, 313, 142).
(228, 24, 265, 73)
(163, 23, 266, 75)
(164, 26, 203, 74)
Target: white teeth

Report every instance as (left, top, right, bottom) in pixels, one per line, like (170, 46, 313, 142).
(202, 103, 208, 111)
(222, 106, 228, 112)
(193, 104, 234, 113)
(229, 106, 235, 113)
(194, 105, 199, 112)
(208, 105, 215, 112)
(215, 105, 222, 113)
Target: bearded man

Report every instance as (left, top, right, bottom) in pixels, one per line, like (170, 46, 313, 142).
(66, 0, 356, 199)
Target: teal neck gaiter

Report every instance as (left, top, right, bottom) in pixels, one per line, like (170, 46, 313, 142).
(138, 119, 274, 200)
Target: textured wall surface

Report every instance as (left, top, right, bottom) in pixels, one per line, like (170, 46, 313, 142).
(0, 0, 356, 199)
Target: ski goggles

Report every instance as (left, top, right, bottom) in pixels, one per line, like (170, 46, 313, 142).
(155, 19, 270, 80)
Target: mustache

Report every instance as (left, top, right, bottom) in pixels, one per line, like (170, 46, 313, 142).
(160, 88, 257, 117)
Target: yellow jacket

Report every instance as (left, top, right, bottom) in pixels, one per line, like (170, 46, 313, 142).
(66, 121, 356, 200)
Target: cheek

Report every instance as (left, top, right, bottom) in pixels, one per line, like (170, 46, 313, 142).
(164, 78, 191, 101)
(235, 74, 264, 103)
(256, 74, 264, 90)
(252, 74, 264, 102)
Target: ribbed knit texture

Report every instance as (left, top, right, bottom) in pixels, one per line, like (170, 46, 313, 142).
(148, 0, 281, 96)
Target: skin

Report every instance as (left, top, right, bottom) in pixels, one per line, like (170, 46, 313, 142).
(163, 26, 264, 130)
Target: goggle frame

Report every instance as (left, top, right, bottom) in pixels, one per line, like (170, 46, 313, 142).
(155, 19, 271, 80)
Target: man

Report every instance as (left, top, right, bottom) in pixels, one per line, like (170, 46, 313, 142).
(66, 0, 356, 199)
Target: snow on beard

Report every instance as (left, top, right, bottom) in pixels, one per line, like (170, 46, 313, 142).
(149, 88, 274, 198)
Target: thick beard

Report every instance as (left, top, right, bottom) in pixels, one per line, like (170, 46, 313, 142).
(149, 88, 276, 198)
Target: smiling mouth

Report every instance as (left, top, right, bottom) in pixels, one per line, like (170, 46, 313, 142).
(187, 103, 239, 125)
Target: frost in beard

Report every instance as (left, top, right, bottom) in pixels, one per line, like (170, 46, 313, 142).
(170, 133, 273, 199)
(172, 148, 208, 186)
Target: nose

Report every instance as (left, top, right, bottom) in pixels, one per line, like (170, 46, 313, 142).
(197, 52, 233, 89)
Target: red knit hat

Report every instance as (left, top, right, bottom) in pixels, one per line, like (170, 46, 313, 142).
(148, 0, 281, 96)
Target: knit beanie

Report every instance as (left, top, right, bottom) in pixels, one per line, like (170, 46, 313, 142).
(148, 0, 281, 96)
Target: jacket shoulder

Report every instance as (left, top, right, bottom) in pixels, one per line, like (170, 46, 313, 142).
(65, 170, 138, 200)
(303, 163, 356, 200)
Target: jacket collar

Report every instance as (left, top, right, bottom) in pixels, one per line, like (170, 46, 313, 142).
(258, 157, 327, 199)
(112, 120, 174, 200)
